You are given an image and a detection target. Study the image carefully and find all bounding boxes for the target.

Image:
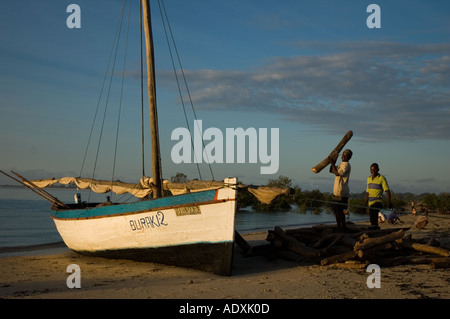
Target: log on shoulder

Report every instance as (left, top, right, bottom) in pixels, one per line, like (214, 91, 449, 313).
(312, 130, 353, 174)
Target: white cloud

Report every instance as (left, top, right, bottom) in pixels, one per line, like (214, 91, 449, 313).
(158, 41, 450, 142)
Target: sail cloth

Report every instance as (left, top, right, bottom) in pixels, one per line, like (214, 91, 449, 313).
(28, 177, 153, 198)
(246, 186, 290, 205)
(27, 177, 290, 203)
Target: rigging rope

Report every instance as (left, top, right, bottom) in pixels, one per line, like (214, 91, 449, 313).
(90, 0, 127, 202)
(157, 0, 215, 181)
(79, 0, 127, 178)
(111, 0, 133, 188)
(79, 0, 127, 203)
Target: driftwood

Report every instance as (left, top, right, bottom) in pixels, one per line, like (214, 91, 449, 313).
(353, 229, 405, 251)
(313, 233, 355, 249)
(243, 223, 450, 269)
(400, 241, 450, 257)
(234, 231, 251, 255)
(320, 250, 357, 266)
(356, 242, 396, 259)
(273, 226, 322, 259)
(311, 130, 353, 174)
(331, 261, 369, 269)
(431, 258, 450, 269)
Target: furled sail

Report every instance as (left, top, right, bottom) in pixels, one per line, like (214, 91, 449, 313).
(27, 177, 290, 203)
(28, 177, 153, 198)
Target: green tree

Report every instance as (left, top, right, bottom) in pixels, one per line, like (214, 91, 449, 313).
(423, 193, 450, 213)
(251, 175, 293, 211)
(236, 187, 258, 209)
(170, 172, 187, 183)
(267, 175, 292, 188)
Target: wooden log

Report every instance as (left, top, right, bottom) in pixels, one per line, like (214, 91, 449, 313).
(321, 234, 344, 255)
(272, 238, 284, 249)
(320, 250, 357, 266)
(358, 251, 387, 265)
(285, 227, 320, 236)
(356, 243, 394, 259)
(339, 236, 358, 248)
(331, 261, 368, 269)
(351, 227, 410, 239)
(313, 233, 357, 249)
(426, 236, 440, 247)
(286, 229, 322, 242)
(313, 233, 339, 248)
(401, 241, 450, 257)
(353, 229, 405, 252)
(327, 245, 353, 256)
(311, 130, 353, 174)
(266, 230, 277, 242)
(234, 231, 251, 255)
(431, 258, 450, 269)
(273, 226, 322, 259)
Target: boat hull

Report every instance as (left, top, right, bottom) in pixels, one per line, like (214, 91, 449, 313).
(75, 242, 234, 276)
(51, 179, 237, 275)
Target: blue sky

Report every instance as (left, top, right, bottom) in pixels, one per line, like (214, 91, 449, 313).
(0, 0, 449, 195)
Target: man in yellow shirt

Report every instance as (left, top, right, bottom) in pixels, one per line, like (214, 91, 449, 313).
(364, 163, 392, 229)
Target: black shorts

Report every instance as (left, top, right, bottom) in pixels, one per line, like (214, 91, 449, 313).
(333, 196, 348, 212)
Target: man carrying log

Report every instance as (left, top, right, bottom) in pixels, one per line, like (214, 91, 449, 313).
(329, 149, 353, 232)
(364, 163, 392, 230)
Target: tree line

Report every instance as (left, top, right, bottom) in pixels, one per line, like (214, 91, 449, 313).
(171, 173, 449, 215)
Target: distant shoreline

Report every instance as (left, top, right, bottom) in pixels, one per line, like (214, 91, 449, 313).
(0, 241, 67, 254)
(0, 184, 77, 189)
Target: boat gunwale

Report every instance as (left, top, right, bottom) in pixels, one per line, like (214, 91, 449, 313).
(51, 189, 236, 221)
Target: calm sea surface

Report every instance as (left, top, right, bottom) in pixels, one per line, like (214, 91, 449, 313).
(0, 187, 367, 249)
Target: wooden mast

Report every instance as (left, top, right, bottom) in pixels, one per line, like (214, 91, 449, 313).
(142, 0, 163, 198)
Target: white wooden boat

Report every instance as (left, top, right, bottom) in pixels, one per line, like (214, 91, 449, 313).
(51, 178, 237, 275)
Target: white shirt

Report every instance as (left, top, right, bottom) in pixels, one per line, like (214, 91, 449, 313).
(333, 162, 351, 197)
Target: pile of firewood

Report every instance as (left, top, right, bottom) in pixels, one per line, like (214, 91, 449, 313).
(235, 223, 450, 269)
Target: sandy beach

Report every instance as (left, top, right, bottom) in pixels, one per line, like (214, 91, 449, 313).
(1, 213, 449, 301)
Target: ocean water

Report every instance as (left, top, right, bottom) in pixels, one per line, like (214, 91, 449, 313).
(0, 187, 367, 249)
(0, 187, 111, 248)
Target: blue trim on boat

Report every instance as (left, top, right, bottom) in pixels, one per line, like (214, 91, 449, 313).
(51, 189, 218, 220)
